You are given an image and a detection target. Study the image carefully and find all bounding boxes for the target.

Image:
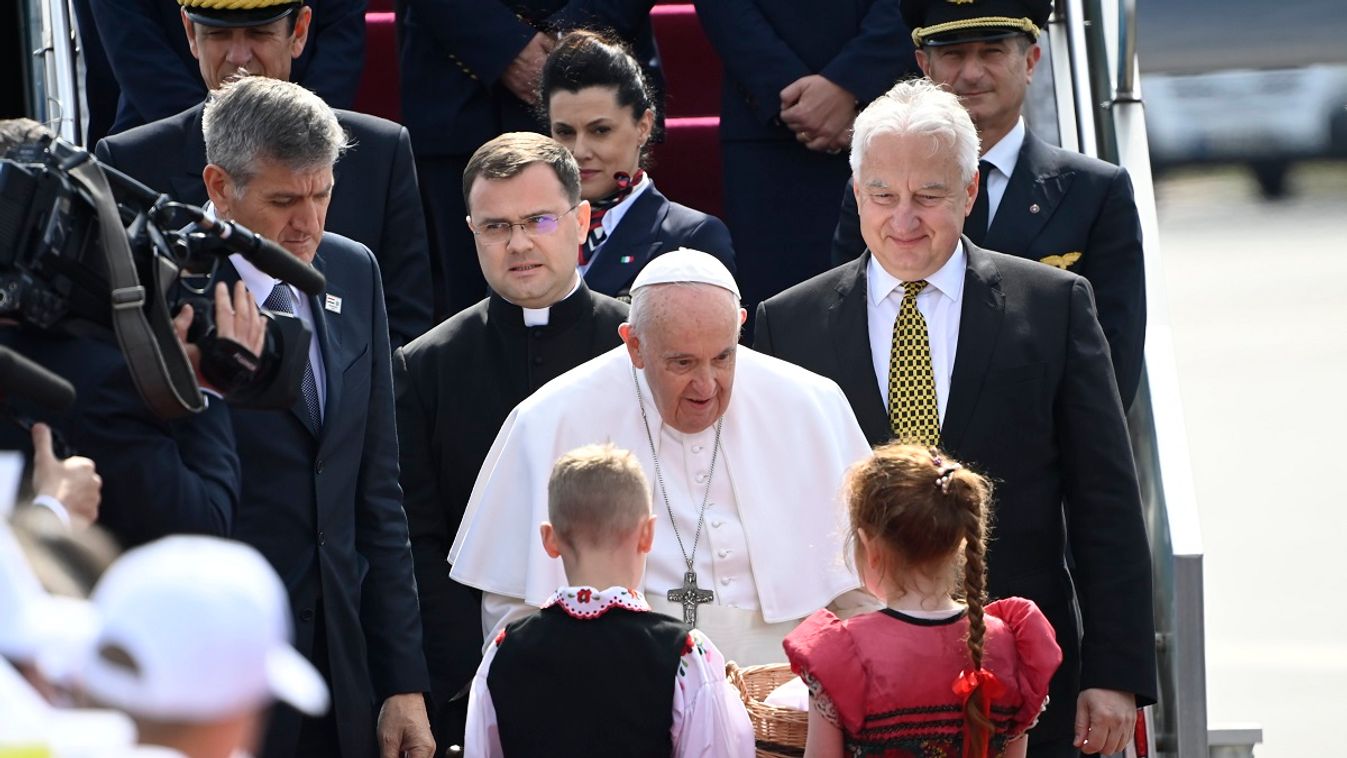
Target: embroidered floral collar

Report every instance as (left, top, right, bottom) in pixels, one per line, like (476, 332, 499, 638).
(543, 585, 650, 619)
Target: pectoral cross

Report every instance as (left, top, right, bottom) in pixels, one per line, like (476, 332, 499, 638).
(667, 571, 714, 625)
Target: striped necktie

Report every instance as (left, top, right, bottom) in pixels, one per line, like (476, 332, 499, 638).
(262, 282, 322, 430)
(888, 280, 940, 446)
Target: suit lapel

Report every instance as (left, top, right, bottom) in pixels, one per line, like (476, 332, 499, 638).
(170, 104, 209, 206)
(583, 187, 667, 296)
(309, 246, 343, 446)
(941, 241, 1004, 451)
(830, 253, 890, 443)
(984, 132, 1072, 257)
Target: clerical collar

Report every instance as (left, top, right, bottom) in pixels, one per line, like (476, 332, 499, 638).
(980, 117, 1025, 181)
(488, 276, 587, 331)
(867, 243, 967, 306)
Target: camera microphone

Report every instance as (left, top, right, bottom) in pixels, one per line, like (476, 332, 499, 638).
(189, 213, 327, 296)
(0, 347, 76, 413)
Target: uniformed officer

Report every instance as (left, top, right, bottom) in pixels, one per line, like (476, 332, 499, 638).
(832, 0, 1146, 408)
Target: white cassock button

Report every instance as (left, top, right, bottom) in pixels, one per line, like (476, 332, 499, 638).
(718, 549, 730, 558)
(712, 520, 723, 528)
(692, 444, 704, 454)
(720, 577, 732, 586)
(696, 472, 708, 483)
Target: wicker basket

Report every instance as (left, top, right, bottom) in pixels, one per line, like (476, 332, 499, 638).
(726, 661, 808, 758)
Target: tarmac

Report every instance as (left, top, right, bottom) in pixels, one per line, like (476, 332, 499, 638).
(1154, 161, 1347, 757)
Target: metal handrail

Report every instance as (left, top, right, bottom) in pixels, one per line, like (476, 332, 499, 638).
(1115, 0, 1140, 103)
(27, 0, 82, 144)
(1053, 0, 1213, 754)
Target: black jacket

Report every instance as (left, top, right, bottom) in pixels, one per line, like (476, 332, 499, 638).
(583, 183, 735, 300)
(224, 233, 429, 758)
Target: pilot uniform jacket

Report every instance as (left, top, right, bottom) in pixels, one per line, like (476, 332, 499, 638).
(396, 0, 661, 159)
(393, 283, 628, 742)
(583, 183, 735, 300)
(693, 0, 916, 316)
(90, 0, 366, 134)
(831, 130, 1146, 407)
(753, 244, 1157, 744)
(95, 103, 434, 350)
(222, 232, 430, 758)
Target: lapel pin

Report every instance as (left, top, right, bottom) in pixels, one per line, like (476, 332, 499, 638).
(324, 294, 343, 314)
(619, 255, 635, 264)
(1029, 203, 1041, 214)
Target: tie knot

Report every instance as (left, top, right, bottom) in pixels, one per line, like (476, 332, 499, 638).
(262, 282, 295, 314)
(979, 159, 994, 179)
(902, 280, 928, 300)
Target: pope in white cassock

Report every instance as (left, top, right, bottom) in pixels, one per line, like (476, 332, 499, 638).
(449, 249, 874, 664)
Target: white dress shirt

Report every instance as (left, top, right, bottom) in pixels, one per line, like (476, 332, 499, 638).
(866, 245, 966, 423)
(230, 254, 326, 417)
(980, 118, 1026, 227)
(577, 172, 653, 276)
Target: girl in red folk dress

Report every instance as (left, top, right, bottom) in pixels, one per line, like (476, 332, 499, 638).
(783, 444, 1063, 758)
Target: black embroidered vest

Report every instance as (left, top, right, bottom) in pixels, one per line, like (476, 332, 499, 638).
(487, 604, 690, 757)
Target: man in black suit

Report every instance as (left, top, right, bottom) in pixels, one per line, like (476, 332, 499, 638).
(201, 76, 433, 758)
(695, 0, 917, 323)
(394, 132, 628, 747)
(396, 0, 660, 319)
(95, 0, 433, 350)
(756, 79, 1155, 757)
(832, 0, 1145, 407)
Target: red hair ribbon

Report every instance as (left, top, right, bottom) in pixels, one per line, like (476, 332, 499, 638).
(952, 668, 1005, 758)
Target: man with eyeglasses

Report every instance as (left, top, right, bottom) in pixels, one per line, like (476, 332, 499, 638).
(393, 131, 628, 748)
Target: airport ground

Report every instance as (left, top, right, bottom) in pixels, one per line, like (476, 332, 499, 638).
(1155, 160, 1347, 756)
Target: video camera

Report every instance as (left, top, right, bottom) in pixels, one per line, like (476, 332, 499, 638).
(0, 135, 324, 419)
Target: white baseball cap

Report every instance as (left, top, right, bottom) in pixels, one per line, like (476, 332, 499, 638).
(71, 536, 329, 722)
(630, 248, 740, 298)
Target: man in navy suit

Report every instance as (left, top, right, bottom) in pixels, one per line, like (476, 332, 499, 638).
(90, 0, 365, 135)
(396, 0, 660, 319)
(95, 0, 432, 350)
(756, 78, 1155, 758)
(694, 0, 917, 323)
(831, 0, 1145, 407)
(201, 76, 433, 758)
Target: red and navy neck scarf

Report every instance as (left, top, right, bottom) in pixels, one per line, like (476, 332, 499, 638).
(579, 170, 644, 266)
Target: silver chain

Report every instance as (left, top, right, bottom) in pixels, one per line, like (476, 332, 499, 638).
(632, 364, 723, 573)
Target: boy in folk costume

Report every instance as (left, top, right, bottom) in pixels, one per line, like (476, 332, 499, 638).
(464, 444, 754, 757)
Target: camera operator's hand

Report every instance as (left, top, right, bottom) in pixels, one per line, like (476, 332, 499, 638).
(173, 281, 265, 394)
(31, 422, 101, 529)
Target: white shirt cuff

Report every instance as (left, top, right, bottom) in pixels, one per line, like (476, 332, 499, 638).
(31, 494, 72, 529)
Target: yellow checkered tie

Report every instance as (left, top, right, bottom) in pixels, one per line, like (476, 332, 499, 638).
(888, 280, 941, 445)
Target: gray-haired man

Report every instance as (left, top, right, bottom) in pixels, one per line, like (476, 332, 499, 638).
(201, 76, 434, 758)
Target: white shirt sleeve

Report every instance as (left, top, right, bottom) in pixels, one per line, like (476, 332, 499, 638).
(463, 640, 504, 758)
(670, 629, 756, 758)
(480, 592, 537, 654)
(30, 494, 72, 530)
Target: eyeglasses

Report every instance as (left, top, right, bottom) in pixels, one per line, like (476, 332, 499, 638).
(470, 205, 578, 246)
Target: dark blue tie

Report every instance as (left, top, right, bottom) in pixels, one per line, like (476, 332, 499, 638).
(966, 159, 993, 246)
(262, 283, 322, 430)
